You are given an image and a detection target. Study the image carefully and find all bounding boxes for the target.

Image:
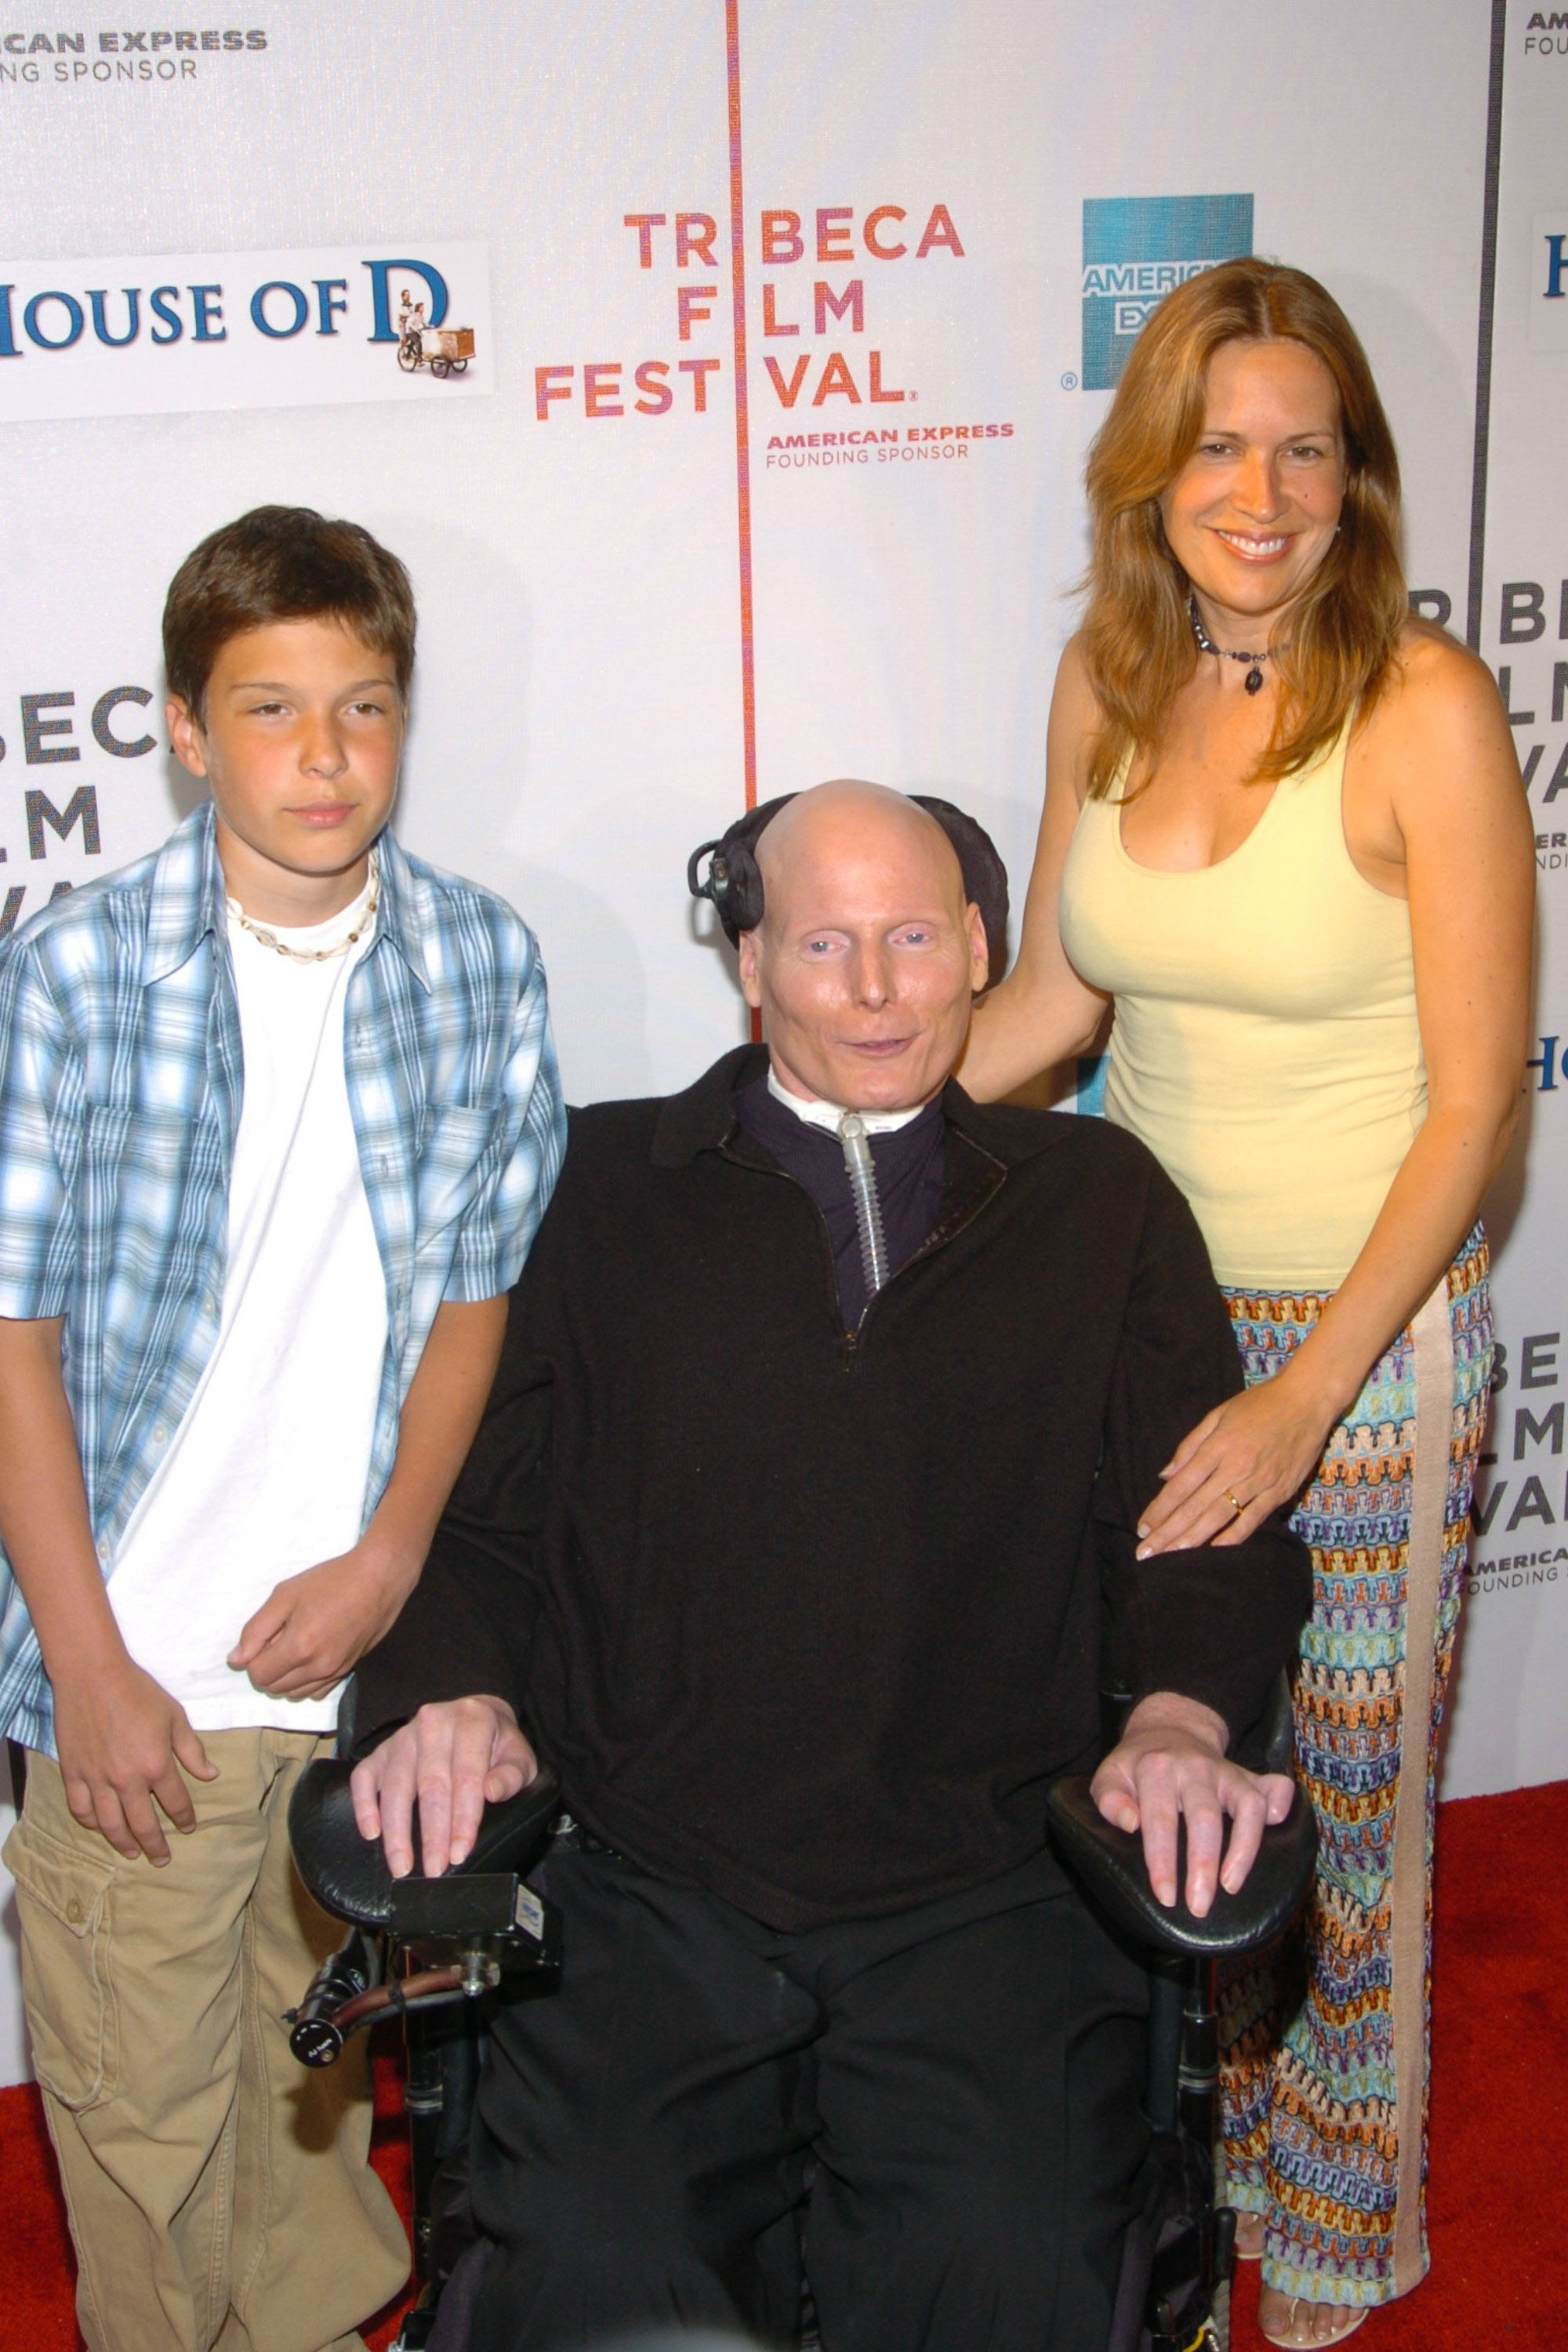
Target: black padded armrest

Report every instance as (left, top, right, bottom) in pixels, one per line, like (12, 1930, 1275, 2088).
(289, 1757, 562, 1932)
(1233, 1671, 1296, 1778)
(1047, 1777, 1316, 1958)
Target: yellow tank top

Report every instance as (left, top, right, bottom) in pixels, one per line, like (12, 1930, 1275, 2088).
(1058, 724, 1425, 1289)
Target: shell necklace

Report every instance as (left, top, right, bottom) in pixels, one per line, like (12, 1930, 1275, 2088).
(227, 855, 379, 964)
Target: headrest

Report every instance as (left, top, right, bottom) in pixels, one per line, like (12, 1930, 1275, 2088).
(687, 791, 1009, 987)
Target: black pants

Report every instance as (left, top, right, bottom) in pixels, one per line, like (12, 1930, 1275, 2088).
(459, 1841, 1149, 2352)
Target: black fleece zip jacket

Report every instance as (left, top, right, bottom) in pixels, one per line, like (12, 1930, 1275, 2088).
(354, 1045, 1310, 1933)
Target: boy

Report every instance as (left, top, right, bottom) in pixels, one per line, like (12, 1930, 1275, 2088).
(0, 506, 565, 2352)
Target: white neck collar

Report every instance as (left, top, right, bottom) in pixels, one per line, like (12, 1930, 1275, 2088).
(766, 1065, 929, 1134)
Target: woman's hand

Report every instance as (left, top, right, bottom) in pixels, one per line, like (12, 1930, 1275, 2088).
(1136, 1370, 1335, 1555)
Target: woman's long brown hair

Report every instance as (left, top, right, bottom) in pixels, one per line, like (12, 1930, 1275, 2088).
(1080, 258, 1410, 797)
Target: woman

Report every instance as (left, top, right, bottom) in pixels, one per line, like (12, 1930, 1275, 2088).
(963, 259, 1533, 2345)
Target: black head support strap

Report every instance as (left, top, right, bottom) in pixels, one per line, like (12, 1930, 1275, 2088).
(687, 791, 1010, 987)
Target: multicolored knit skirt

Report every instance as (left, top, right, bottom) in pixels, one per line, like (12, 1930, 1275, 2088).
(1218, 1225, 1492, 2309)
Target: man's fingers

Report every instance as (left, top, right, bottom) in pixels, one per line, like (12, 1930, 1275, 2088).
(1211, 1769, 1294, 1894)
(416, 1780, 453, 1878)
(446, 1709, 504, 1867)
(350, 1757, 384, 1844)
(484, 1760, 528, 1806)
(374, 1738, 419, 1878)
(1218, 1784, 1269, 1896)
(412, 1721, 458, 1879)
(1180, 1789, 1225, 1917)
(1098, 1722, 1300, 1914)
(1088, 1757, 1141, 1835)
(480, 1727, 541, 1811)
(484, 1726, 539, 1808)
(350, 1704, 529, 1880)
(1137, 1778, 1181, 1907)
(1262, 1771, 1296, 1824)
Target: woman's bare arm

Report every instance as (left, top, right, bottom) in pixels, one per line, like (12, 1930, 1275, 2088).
(960, 635, 1112, 1098)
(1141, 636, 1534, 1553)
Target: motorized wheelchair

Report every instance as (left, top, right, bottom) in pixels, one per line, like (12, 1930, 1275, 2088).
(287, 1682, 1315, 2352)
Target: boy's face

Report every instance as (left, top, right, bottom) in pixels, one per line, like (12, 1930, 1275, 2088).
(167, 616, 404, 920)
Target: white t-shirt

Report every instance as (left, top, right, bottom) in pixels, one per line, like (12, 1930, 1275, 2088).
(108, 872, 389, 1731)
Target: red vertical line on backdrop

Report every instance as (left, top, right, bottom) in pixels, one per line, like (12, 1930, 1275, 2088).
(725, 0, 756, 812)
(724, 0, 761, 1039)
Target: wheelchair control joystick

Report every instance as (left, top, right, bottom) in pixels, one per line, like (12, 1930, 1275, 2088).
(286, 1926, 381, 2067)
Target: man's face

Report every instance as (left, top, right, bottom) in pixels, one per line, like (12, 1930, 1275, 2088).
(167, 615, 403, 921)
(736, 786, 989, 1112)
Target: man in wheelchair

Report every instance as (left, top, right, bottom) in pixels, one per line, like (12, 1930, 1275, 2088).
(347, 782, 1310, 2352)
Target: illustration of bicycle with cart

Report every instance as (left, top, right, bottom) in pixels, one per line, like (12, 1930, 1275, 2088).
(397, 323, 474, 379)
(394, 292, 474, 380)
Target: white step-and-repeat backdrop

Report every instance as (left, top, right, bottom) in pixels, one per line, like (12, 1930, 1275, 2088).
(0, 0, 1558, 2081)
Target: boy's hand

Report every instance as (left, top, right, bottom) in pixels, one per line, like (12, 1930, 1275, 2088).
(52, 1657, 217, 1866)
(228, 1539, 419, 1700)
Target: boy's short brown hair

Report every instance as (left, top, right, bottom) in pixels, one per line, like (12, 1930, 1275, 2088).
(162, 504, 417, 718)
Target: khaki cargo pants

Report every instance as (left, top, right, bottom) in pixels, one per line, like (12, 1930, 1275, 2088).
(5, 1727, 411, 2352)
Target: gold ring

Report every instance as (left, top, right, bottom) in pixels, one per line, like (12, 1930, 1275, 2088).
(1225, 1490, 1244, 1515)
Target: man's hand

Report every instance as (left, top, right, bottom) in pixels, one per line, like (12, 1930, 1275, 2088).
(228, 1538, 420, 1700)
(1090, 1692, 1294, 1918)
(52, 1655, 218, 1866)
(350, 1695, 537, 1879)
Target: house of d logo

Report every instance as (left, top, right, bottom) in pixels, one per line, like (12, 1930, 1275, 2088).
(1080, 194, 1254, 391)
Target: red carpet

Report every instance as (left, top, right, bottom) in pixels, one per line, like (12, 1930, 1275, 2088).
(3, 1782, 1564, 2351)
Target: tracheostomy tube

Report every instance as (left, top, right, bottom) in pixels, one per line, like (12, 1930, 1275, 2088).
(837, 1111, 891, 1301)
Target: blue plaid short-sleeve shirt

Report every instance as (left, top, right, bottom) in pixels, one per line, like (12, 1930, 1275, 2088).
(0, 804, 566, 1752)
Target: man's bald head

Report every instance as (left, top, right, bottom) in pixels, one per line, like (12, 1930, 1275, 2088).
(753, 779, 967, 931)
(737, 779, 989, 1112)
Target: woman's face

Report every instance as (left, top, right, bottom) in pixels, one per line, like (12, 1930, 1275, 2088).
(1159, 336, 1347, 638)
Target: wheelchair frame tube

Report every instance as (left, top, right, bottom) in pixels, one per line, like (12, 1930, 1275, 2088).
(1143, 1960, 1183, 2136)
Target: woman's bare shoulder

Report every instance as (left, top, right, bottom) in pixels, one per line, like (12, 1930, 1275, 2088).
(1051, 627, 1097, 710)
(1375, 619, 1503, 726)
(1047, 631, 1105, 795)
(1356, 619, 1523, 831)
